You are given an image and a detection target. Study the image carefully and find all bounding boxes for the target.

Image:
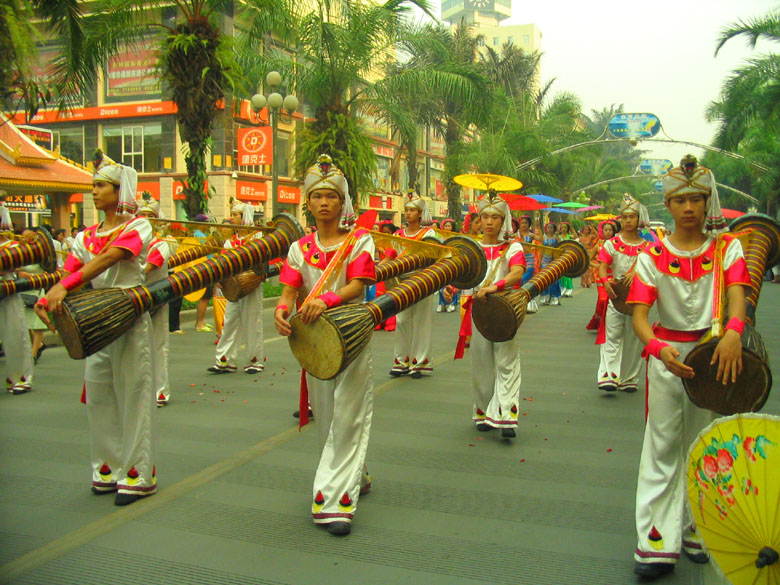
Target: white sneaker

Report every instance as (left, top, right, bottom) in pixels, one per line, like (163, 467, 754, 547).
(446, 305, 456, 312)
(526, 299, 539, 314)
(436, 305, 443, 313)
(551, 297, 561, 306)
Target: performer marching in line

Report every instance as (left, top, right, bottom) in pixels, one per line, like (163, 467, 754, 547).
(627, 156, 750, 579)
(207, 201, 265, 375)
(137, 198, 172, 406)
(585, 219, 618, 332)
(275, 155, 376, 536)
(451, 193, 526, 438)
(0, 202, 34, 395)
(595, 194, 650, 393)
(516, 215, 540, 313)
(538, 222, 562, 306)
(36, 152, 157, 506)
(387, 191, 438, 378)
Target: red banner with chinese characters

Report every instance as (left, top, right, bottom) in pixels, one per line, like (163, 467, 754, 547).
(106, 41, 161, 98)
(237, 127, 273, 166)
(236, 179, 268, 202)
(11, 101, 177, 125)
(136, 181, 161, 201)
(278, 185, 301, 204)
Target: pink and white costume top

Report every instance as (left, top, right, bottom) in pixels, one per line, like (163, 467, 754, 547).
(280, 229, 376, 299)
(597, 236, 649, 281)
(145, 237, 172, 283)
(475, 240, 526, 291)
(627, 235, 750, 331)
(65, 218, 153, 289)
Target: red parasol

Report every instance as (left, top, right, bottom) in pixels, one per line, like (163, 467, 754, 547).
(721, 208, 746, 219)
(496, 193, 547, 211)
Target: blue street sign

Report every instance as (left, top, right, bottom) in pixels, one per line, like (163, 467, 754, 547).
(639, 159, 673, 175)
(608, 113, 661, 140)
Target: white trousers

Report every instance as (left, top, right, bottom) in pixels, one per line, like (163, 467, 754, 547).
(308, 347, 373, 524)
(597, 302, 643, 390)
(392, 295, 434, 375)
(215, 286, 264, 368)
(151, 305, 170, 402)
(0, 295, 33, 391)
(634, 340, 714, 564)
(85, 314, 157, 495)
(470, 323, 522, 428)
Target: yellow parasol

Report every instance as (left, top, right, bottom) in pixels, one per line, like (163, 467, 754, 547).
(453, 173, 523, 192)
(688, 413, 780, 584)
(584, 213, 617, 221)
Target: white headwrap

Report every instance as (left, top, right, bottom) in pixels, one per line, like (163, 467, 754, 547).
(93, 150, 138, 215)
(662, 155, 727, 234)
(403, 190, 433, 226)
(619, 193, 650, 227)
(231, 201, 255, 227)
(0, 201, 11, 231)
(137, 197, 161, 218)
(477, 191, 513, 242)
(303, 154, 355, 229)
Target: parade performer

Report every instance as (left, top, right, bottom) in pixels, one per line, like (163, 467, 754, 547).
(0, 202, 34, 394)
(578, 224, 598, 288)
(516, 215, 540, 313)
(627, 156, 749, 579)
(538, 222, 562, 306)
(585, 219, 618, 332)
(137, 198, 172, 406)
(388, 191, 438, 378)
(558, 222, 577, 297)
(207, 202, 265, 375)
(36, 151, 157, 506)
(275, 155, 376, 536)
(596, 195, 650, 393)
(452, 193, 525, 438)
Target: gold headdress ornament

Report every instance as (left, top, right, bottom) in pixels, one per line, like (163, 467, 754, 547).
(477, 190, 512, 241)
(92, 149, 138, 215)
(303, 154, 354, 229)
(619, 193, 650, 228)
(403, 189, 433, 226)
(663, 155, 726, 234)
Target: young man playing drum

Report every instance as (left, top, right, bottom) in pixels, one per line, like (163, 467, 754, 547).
(207, 201, 265, 375)
(274, 155, 376, 536)
(137, 199, 172, 406)
(627, 156, 750, 579)
(595, 194, 650, 393)
(451, 193, 526, 438)
(36, 152, 157, 506)
(387, 191, 438, 378)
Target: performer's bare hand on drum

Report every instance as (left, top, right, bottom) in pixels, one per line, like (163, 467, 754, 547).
(711, 330, 743, 384)
(299, 298, 327, 324)
(473, 285, 496, 303)
(659, 345, 695, 379)
(603, 279, 617, 299)
(274, 305, 292, 336)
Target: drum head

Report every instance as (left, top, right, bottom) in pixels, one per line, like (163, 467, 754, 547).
(52, 310, 86, 360)
(610, 280, 634, 315)
(684, 341, 772, 415)
(221, 276, 241, 302)
(471, 294, 521, 342)
(289, 314, 346, 380)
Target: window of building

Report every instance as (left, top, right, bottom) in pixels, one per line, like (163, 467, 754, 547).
(493, 37, 499, 46)
(478, 38, 484, 47)
(507, 36, 514, 45)
(372, 156, 390, 191)
(523, 35, 530, 45)
(102, 122, 162, 172)
(53, 127, 85, 166)
(275, 134, 290, 178)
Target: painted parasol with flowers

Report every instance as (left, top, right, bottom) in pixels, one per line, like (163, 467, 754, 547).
(688, 413, 780, 584)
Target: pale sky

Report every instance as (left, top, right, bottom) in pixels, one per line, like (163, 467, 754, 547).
(418, 0, 777, 166)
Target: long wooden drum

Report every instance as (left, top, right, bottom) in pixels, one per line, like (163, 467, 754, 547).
(684, 324, 771, 415)
(221, 260, 283, 302)
(0, 227, 57, 273)
(472, 240, 589, 342)
(610, 278, 633, 315)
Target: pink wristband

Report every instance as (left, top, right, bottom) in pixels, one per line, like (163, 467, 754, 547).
(724, 317, 745, 335)
(494, 279, 506, 292)
(60, 271, 84, 291)
(275, 304, 288, 313)
(318, 291, 342, 309)
(598, 276, 610, 284)
(644, 338, 670, 360)
(384, 248, 398, 260)
(35, 297, 49, 310)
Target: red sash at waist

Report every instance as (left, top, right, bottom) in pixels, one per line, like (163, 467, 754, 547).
(652, 324, 708, 343)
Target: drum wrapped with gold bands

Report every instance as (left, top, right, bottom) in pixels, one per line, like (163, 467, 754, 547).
(472, 240, 589, 342)
(610, 277, 634, 315)
(0, 269, 64, 300)
(683, 324, 771, 415)
(221, 260, 284, 302)
(0, 227, 57, 273)
(167, 234, 225, 269)
(53, 214, 302, 359)
(289, 236, 487, 380)
(683, 214, 779, 414)
(374, 253, 436, 283)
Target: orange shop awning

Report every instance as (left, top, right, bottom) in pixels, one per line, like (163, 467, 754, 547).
(69, 193, 83, 203)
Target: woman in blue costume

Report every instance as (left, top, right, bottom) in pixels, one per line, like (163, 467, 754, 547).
(539, 221, 562, 306)
(516, 215, 540, 313)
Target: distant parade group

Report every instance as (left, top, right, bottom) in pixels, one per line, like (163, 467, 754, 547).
(1, 150, 778, 580)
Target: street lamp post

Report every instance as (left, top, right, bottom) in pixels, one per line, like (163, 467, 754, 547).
(251, 71, 298, 218)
